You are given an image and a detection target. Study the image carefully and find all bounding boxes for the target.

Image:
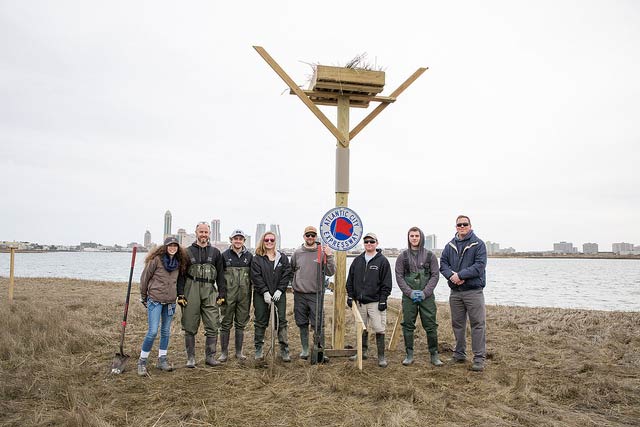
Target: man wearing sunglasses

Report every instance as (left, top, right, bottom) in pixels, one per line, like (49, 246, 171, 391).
(439, 215, 487, 372)
(290, 226, 336, 361)
(346, 232, 392, 368)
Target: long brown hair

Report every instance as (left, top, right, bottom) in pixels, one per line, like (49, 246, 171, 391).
(255, 232, 276, 257)
(145, 244, 189, 274)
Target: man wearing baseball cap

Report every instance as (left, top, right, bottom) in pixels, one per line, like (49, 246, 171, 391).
(290, 226, 336, 361)
(218, 229, 253, 362)
(346, 232, 392, 367)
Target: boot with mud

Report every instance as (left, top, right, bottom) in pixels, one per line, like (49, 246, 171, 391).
(430, 352, 444, 367)
(402, 332, 414, 366)
(278, 326, 291, 362)
(349, 330, 369, 361)
(184, 333, 196, 368)
(137, 358, 148, 376)
(299, 326, 309, 360)
(255, 328, 265, 360)
(205, 335, 220, 367)
(235, 329, 246, 360)
(218, 331, 230, 362)
(376, 333, 388, 368)
(156, 355, 173, 372)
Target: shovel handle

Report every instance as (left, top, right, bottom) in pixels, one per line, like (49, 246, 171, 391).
(119, 247, 137, 352)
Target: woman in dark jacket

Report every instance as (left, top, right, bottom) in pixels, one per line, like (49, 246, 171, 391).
(251, 231, 292, 362)
(137, 236, 188, 376)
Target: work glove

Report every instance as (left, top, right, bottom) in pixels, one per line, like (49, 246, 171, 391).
(140, 297, 148, 309)
(272, 290, 282, 302)
(346, 297, 353, 308)
(411, 290, 424, 303)
(216, 297, 226, 306)
(263, 292, 272, 304)
(177, 295, 187, 307)
(378, 300, 387, 311)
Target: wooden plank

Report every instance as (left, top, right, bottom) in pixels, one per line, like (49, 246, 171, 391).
(312, 99, 369, 109)
(388, 307, 402, 350)
(314, 65, 385, 86)
(356, 322, 363, 370)
(324, 348, 357, 357)
(253, 46, 348, 147)
(350, 67, 428, 141)
(312, 81, 384, 95)
(291, 90, 395, 104)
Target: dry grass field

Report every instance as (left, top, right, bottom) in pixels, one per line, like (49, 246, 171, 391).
(0, 277, 638, 426)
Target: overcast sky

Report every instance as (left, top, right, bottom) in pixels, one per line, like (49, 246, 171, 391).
(1, 1, 639, 251)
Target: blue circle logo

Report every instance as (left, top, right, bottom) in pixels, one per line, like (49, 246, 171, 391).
(319, 207, 363, 251)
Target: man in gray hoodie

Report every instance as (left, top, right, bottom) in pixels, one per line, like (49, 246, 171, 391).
(290, 226, 336, 360)
(395, 226, 443, 367)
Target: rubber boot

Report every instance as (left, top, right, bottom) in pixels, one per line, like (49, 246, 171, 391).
(278, 326, 291, 362)
(205, 335, 220, 367)
(430, 352, 444, 367)
(185, 334, 196, 368)
(299, 326, 310, 360)
(218, 331, 230, 362)
(402, 332, 414, 366)
(349, 330, 368, 361)
(376, 333, 387, 368)
(235, 329, 246, 360)
(156, 355, 173, 372)
(255, 328, 265, 360)
(137, 358, 148, 376)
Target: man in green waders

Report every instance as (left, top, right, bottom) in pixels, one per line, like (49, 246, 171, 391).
(176, 222, 226, 367)
(218, 229, 253, 362)
(395, 226, 443, 366)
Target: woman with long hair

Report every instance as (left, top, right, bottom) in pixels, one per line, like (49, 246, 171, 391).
(137, 236, 188, 376)
(251, 231, 292, 361)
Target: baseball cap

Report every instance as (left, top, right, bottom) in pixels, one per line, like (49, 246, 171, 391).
(363, 232, 378, 242)
(303, 226, 318, 235)
(229, 229, 247, 239)
(164, 236, 179, 245)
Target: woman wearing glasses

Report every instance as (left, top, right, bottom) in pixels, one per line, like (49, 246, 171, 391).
(137, 236, 189, 376)
(251, 231, 293, 362)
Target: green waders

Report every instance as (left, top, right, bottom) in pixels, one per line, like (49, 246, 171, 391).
(219, 266, 251, 361)
(401, 269, 439, 358)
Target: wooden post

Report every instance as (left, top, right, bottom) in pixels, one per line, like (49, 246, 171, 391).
(333, 95, 350, 350)
(9, 247, 16, 305)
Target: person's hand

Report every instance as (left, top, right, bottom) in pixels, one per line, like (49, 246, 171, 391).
(346, 297, 353, 308)
(272, 290, 282, 302)
(216, 297, 226, 306)
(263, 292, 272, 304)
(323, 245, 333, 257)
(378, 300, 387, 311)
(410, 290, 421, 303)
(177, 295, 187, 307)
(140, 297, 148, 308)
(450, 272, 465, 286)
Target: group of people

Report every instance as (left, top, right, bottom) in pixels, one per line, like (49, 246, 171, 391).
(135, 214, 487, 375)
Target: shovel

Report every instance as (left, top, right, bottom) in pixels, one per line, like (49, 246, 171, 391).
(111, 247, 137, 374)
(310, 242, 325, 365)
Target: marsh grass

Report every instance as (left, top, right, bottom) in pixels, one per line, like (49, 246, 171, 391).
(0, 277, 638, 426)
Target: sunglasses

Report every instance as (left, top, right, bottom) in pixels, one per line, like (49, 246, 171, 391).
(363, 240, 376, 244)
(456, 223, 470, 227)
(305, 233, 317, 238)
(264, 238, 275, 243)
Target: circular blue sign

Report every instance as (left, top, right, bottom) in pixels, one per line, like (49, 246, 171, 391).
(319, 207, 363, 251)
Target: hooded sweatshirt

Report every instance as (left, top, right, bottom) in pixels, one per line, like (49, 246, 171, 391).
(439, 230, 487, 291)
(395, 228, 440, 298)
(291, 244, 336, 293)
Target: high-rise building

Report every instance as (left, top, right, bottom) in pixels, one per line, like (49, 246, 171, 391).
(144, 230, 151, 248)
(583, 243, 598, 254)
(424, 234, 437, 250)
(211, 219, 221, 243)
(163, 210, 172, 239)
(270, 224, 282, 250)
(177, 228, 187, 245)
(245, 235, 252, 250)
(256, 223, 266, 242)
(485, 241, 501, 255)
(553, 241, 576, 254)
(612, 242, 634, 254)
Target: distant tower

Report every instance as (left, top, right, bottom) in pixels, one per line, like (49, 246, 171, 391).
(245, 235, 252, 250)
(211, 219, 221, 243)
(424, 234, 437, 250)
(144, 230, 151, 248)
(256, 223, 266, 242)
(177, 228, 187, 245)
(163, 210, 172, 239)
(270, 224, 282, 250)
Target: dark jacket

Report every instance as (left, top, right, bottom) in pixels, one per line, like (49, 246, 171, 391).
(222, 246, 253, 270)
(177, 243, 226, 297)
(346, 249, 392, 304)
(395, 228, 439, 298)
(140, 256, 179, 304)
(439, 230, 487, 291)
(251, 251, 292, 296)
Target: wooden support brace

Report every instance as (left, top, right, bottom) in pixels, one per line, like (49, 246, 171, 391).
(253, 46, 348, 147)
(388, 307, 403, 351)
(351, 304, 367, 370)
(349, 67, 428, 141)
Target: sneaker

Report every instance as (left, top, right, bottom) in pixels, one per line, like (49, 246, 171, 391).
(137, 358, 148, 376)
(156, 356, 173, 372)
(471, 361, 485, 372)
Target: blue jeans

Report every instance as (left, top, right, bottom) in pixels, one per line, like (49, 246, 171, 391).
(141, 299, 176, 352)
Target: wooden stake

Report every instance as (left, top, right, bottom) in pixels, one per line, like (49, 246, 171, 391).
(388, 306, 402, 350)
(9, 247, 15, 305)
(351, 303, 367, 371)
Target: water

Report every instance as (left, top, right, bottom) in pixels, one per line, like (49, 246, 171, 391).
(1, 252, 639, 311)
